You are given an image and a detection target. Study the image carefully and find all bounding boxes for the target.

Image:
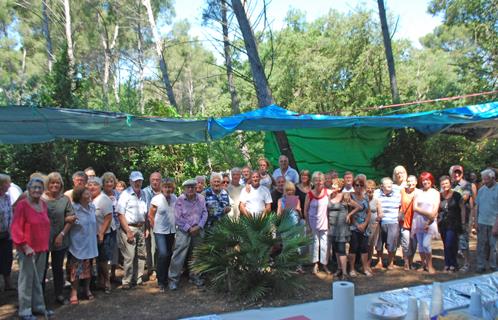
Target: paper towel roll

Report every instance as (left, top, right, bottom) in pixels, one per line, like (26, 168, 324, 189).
(430, 282, 443, 317)
(332, 281, 354, 320)
(405, 297, 418, 320)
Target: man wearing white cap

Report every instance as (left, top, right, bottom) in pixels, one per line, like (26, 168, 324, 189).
(117, 171, 148, 289)
(168, 178, 207, 290)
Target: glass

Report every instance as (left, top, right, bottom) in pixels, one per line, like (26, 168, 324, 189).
(223, 181, 229, 185)
(30, 186, 43, 190)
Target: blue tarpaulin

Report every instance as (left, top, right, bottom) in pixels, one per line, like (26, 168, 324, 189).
(0, 101, 497, 144)
(210, 101, 498, 139)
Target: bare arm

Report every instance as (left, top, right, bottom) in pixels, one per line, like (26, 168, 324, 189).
(148, 205, 157, 229)
(303, 194, 310, 225)
(98, 214, 113, 242)
(263, 203, 271, 216)
(277, 198, 283, 216)
(239, 201, 249, 218)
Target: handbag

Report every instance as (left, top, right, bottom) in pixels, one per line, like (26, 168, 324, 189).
(399, 196, 414, 223)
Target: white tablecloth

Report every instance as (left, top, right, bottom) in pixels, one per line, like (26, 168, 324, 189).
(219, 273, 497, 320)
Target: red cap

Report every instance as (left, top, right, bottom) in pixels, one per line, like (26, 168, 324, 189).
(449, 165, 464, 175)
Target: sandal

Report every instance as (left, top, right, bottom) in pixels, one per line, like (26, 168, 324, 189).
(69, 296, 79, 305)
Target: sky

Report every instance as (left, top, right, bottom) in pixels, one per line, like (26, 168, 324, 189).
(168, 0, 442, 49)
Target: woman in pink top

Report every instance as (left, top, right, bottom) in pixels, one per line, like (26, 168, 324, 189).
(304, 172, 331, 275)
(411, 172, 440, 274)
(11, 177, 53, 320)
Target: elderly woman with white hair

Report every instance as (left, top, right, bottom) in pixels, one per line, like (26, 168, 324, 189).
(392, 165, 408, 193)
(0, 173, 14, 291)
(68, 186, 98, 304)
(204, 172, 231, 228)
(11, 177, 53, 319)
(87, 177, 114, 294)
(41, 172, 76, 304)
(304, 171, 331, 274)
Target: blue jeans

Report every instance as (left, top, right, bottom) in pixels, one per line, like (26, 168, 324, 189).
(440, 228, 458, 268)
(154, 233, 175, 286)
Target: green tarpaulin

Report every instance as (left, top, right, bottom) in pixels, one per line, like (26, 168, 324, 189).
(264, 127, 392, 179)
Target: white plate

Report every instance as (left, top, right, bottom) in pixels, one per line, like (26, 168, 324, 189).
(368, 302, 407, 320)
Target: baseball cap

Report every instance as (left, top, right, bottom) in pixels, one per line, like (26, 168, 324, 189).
(129, 171, 144, 181)
(182, 178, 197, 187)
(449, 165, 464, 175)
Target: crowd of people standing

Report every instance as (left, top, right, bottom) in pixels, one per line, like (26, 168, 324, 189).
(0, 158, 497, 319)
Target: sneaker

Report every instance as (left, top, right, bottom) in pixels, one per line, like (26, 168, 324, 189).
(189, 277, 204, 287)
(159, 285, 165, 293)
(349, 270, 358, 278)
(55, 295, 69, 305)
(121, 283, 132, 290)
(459, 264, 470, 273)
(476, 268, 486, 274)
(312, 264, 319, 274)
(168, 282, 178, 291)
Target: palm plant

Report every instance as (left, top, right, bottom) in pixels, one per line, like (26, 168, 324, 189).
(191, 210, 310, 302)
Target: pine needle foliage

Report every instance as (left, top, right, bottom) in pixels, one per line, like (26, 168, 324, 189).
(192, 210, 310, 302)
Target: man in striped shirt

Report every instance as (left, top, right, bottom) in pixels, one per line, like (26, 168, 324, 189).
(376, 177, 402, 270)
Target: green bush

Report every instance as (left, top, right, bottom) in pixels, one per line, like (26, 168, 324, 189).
(191, 211, 310, 302)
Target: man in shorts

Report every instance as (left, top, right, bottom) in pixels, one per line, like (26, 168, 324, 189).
(376, 178, 401, 270)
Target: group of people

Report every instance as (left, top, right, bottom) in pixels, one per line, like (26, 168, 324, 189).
(0, 157, 497, 320)
(304, 164, 498, 280)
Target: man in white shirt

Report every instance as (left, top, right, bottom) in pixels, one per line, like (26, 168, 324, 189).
(272, 155, 299, 184)
(239, 171, 272, 218)
(342, 171, 355, 193)
(227, 168, 244, 219)
(117, 171, 148, 289)
(474, 168, 498, 273)
(7, 182, 22, 206)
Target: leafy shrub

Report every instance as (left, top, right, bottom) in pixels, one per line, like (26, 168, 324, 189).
(191, 211, 310, 302)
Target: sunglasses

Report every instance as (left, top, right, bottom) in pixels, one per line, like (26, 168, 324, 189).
(222, 181, 229, 185)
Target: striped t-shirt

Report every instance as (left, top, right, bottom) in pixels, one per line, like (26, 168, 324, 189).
(377, 189, 401, 224)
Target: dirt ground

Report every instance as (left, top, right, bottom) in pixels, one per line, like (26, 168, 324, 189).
(0, 237, 487, 320)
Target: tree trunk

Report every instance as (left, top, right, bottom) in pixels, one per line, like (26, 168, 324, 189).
(231, 0, 297, 170)
(63, 0, 75, 86)
(100, 15, 119, 108)
(41, 0, 53, 73)
(142, 0, 178, 111)
(18, 47, 27, 104)
(377, 0, 400, 104)
(231, 0, 273, 108)
(221, 0, 240, 114)
(136, 1, 145, 114)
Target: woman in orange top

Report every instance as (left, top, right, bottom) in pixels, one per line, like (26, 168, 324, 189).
(399, 175, 419, 270)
